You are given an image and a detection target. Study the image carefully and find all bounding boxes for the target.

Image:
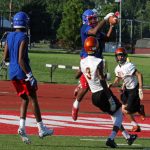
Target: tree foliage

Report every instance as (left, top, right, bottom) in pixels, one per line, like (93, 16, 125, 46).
(0, 0, 149, 48)
(57, 0, 84, 49)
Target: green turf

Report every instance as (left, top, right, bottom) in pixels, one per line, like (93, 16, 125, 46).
(0, 135, 149, 150)
(0, 50, 150, 86)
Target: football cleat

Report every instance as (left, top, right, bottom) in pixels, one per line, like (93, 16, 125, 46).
(72, 106, 79, 121)
(18, 128, 31, 144)
(106, 138, 118, 148)
(129, 125, 141, 132)
(126, 134, 137, 145)
(39, 126, 54, 138)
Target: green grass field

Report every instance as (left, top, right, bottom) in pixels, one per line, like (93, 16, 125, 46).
(28, 51, 150, 86)
(0, 135, 150, 150)
(0, 50, 150, 86)
(0, 49, 150, 149)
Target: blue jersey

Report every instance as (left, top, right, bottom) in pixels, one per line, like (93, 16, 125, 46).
(6, 31, 31, 80)
(80, 24, 106, 59)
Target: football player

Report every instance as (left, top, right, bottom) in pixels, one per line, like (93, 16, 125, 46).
(72, 9, 115, 121)
(3, 11, 54, 144)
(80, 36, 137, 148)
(111, 47, 145, 132)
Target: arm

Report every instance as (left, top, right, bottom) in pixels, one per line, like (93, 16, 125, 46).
(135, 70, 143, 89)
(88, 20, 106, 35)
(18, 40, 29, 74)
(18, 40, 37, 88)
(97, 61, 112, 98)
(104, 24, 114, 42)
(3, 42, 9, 62)
(97, 61, 117, 111)
(75, 67, 82, 79)
(135, 70, 143, 100)
(88, 13, 114, 35)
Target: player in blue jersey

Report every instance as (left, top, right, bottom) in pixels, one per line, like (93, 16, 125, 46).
(72, 9, 116, 121)
(2, 11, 53, 144)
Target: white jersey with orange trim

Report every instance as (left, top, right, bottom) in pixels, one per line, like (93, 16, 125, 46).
(80, 56, 103, 93)
(115, 61, 138, 89)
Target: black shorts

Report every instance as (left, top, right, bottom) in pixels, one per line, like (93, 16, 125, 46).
(92, 89, 121, 115)
(120, 85, 141, 113)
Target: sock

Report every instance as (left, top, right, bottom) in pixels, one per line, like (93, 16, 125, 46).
(73, 99, 80, 109)
(19, 118, 25, 129)
(131, 121, 138, 126)
(122, 130, 130, 139)
(109, 131, 117, 140)
(37, 121, 44, 131)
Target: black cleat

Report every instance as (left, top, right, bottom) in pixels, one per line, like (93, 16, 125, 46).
(127, 134, 138, 145)
(106, 138, 118, 148)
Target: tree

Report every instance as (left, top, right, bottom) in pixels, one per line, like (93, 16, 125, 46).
(56, 0, 96, 49)
(57, 0, 84, 49)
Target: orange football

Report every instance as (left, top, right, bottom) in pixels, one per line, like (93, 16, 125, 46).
(108, 16, 118, 25)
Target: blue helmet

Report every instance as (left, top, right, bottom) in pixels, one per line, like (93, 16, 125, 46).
(82, 9, 98, 25)
(13, 11, 29, 29)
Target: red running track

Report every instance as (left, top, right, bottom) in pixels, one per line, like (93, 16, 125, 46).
(0, 81, 150, 137)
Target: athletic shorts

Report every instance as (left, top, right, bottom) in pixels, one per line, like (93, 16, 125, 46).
(12, 79, 37, 96)
(79, 74, 89, 89)
(120, 85, 140, 113)
(92, 89, 121, 115)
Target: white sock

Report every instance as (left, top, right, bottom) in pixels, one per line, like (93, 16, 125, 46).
(73, 99, 80, 109)
(131, 121, 138, 126)
(37, 121, 44, 131)
(19, 118, 25, 129)
(122, 130, 130, 139)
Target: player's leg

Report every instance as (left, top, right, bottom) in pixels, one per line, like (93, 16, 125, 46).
(106, 108, 123, 148)
(127, 113, 141, 132)
(12, 80, 31, 144)
(28, 88, 54, 138)
(138, 104, 146, 120)
(92, 91, 120, 148)
(18, 93, 31, 144)
(107, 108, 137, 147)
(72, 74, 89, 121)
(125, 89, 141, 132)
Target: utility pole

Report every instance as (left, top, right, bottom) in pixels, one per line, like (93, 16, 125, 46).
(119, 0, 122, 47)
(9, 0, 12, 21)
(115, 0, 122, 47)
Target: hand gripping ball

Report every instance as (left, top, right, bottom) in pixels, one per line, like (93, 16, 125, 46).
(108, 15, 118, 25)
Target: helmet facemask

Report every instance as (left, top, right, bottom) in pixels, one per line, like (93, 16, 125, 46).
(87, 15, 98, 27)
(82, 9, 98, 27)
(115, 53, 127, 65)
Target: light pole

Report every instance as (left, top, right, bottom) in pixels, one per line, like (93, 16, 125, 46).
(115, 0, 122, 47)
(119, 0, 122, 46)
(9, 0, 12, 21)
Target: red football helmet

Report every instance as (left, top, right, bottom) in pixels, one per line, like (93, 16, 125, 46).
(115, 47, 127, 64)
(84, 36, 99, 54)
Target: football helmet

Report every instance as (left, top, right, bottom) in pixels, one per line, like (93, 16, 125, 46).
(115, 47, 127, 64)
(84, 36, 99, 54)
(13, 11, 29, 29)
(82, 9, 98, 26)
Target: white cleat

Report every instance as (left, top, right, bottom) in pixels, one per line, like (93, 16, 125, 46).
(39, 126, 54, 138)
(18, 128, 31, 144)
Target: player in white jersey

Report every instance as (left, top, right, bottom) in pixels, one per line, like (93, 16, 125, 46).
(112, 47, 145, 132)
(80, 36, 137, 148)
